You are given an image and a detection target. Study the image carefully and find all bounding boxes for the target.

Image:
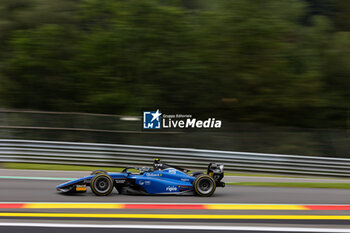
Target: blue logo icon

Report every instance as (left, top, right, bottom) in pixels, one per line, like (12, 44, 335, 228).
(143, 110, 162, 129)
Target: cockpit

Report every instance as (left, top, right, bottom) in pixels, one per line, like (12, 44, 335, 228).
(121, 158, 189, 175)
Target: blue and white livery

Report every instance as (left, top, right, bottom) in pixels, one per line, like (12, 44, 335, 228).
(56, 159, 225, 197)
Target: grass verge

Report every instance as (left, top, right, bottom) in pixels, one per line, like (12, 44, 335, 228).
(3, 163, 125, 172)
(227, 182, 350, 189)
(2, 163, 341, 179)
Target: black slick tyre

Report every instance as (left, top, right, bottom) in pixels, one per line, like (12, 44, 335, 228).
(90, 174, 114, 196)
(193, 175, 216, 197)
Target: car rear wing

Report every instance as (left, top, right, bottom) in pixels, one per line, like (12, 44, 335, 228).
(207, 163, 225, 187)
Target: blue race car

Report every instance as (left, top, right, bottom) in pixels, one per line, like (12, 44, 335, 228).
(56, 159, 225, 197)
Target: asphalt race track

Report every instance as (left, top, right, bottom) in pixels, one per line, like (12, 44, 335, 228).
(1, 170, 350, 232)
(0, 177, 350, 204)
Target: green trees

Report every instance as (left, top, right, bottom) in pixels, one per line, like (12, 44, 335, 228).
(0, 0, 349, 128)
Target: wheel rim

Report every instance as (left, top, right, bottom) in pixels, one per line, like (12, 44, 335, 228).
(197, 177, 213, 194)
(93, 176, 111, 194)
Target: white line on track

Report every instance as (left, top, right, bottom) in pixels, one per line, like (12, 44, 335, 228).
(0, 223, 350, 232)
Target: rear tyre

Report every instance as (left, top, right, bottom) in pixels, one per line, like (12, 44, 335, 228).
(90, 174, 114, 196)
(193, 175, 216, 197)
(91, 170, 107, 175)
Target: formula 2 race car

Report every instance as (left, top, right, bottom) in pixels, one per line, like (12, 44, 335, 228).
(56, 159, 225, 197)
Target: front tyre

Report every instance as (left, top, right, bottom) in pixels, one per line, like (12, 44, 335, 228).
(91, 170, 107, 175)
(90, 174, 114, 196)
(193, 175, 216, 197)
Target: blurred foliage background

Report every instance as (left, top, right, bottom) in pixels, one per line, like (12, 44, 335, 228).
(0, 0, 350, 156)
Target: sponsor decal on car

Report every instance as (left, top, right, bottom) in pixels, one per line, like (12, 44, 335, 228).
(166, 186, 178, 192)
(168, 169, 176, 174)
(154, 163, 162, 169)
(146, 173, 162, 177)
(181, 178, 190, 182)
(115, 179, 126, 184)
(75, 184, 86, 191)
(145, 181, 151, 185)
